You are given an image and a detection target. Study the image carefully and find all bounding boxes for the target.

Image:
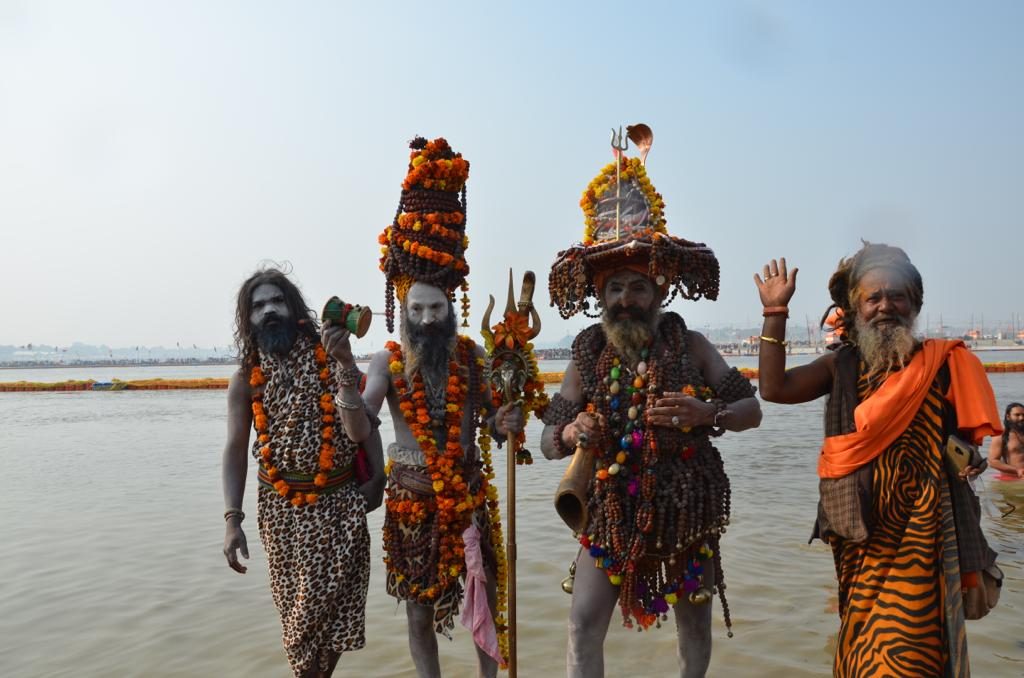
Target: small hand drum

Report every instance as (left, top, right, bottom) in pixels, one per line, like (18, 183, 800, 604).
(322, 297, 372, 338)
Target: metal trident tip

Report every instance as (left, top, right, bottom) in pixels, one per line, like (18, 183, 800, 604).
(610, 126, 629, 152)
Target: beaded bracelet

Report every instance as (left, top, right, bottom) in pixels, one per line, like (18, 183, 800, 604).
(553, 421, 576, 458)
(762, 306, 789, 318)
(224, 508, 245, 522)
(541, 393, 584, 427)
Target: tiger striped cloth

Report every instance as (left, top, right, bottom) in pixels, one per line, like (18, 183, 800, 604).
(827, 358, 991, 677)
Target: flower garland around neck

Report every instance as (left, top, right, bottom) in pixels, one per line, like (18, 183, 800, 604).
(384, 337, 486, 601)
(250, 343, 336, 507)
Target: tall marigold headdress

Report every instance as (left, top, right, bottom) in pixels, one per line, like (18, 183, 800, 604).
(379, 136, 472, 332)
(548, 124, 720, 318)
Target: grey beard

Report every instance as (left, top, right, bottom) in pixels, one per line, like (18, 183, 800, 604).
(255, 319, 298, 356)
(601, 306, 660, 366)
(855, 313, 918, 376)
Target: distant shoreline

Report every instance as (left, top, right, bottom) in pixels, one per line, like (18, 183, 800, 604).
(0, 360, 238, 370)
(0, 358, 375, 370)
(1, 342, 1020, 370)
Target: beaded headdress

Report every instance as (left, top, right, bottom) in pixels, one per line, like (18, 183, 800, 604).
(379, 136, 472, 332)
(548, 124, 720, 319)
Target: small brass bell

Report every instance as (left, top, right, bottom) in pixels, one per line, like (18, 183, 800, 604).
(688, 587, 712, 605)
(561, 561, 577, 594)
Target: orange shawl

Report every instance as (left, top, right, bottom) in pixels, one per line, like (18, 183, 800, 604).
(818, 339, 1003, 479)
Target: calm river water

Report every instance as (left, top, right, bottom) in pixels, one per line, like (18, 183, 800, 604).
(2, 360, 1023, 677)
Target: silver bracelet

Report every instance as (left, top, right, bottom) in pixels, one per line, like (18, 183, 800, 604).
(338, 364, 361, 388)
(710, 401, 728, 437)
(713, 408, 728, 427)
(335, 394, 364, 411)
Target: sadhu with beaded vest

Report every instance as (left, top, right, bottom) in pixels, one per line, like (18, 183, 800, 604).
(221, 266, 386, 677)
(754, 245, 1003, 677)
(333, 137, 524, 678)
(540, 125, 762, 678)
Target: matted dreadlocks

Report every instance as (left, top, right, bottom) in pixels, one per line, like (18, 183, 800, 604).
(233, 267, 319, 371)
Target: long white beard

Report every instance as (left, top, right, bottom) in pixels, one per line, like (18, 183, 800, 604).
(855, 313, 919, 377)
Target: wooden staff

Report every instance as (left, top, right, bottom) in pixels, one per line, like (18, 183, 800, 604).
(481, 269, 541, 678)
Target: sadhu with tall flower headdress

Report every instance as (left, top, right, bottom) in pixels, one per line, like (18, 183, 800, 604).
(754, 244, 1002, 676)
(334, 137, 524, 676)
(540, 125, 762, 676)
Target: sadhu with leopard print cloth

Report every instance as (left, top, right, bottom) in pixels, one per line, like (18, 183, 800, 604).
(334, 137, 524, 678)
(540, 124, 762, 678)
(755, 244, 1003, 677)
(222, 267, 386, 677)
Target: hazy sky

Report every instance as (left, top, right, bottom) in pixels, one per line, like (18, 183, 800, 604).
(2, 1, 1022, 351)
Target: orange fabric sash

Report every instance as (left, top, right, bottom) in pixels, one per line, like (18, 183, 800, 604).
(818, 339, 1003, 479)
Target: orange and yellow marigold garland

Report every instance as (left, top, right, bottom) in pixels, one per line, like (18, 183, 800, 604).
(396, 211, 466, 243)
(378, 227, 469, 271)
(402, 139, 470, 191)
(384, 337, 482, 600)
(250, 343, 337, 507)
(477, 419, 510, 666)
(580, 156, 666, 246)
(383, 341, 509, 667)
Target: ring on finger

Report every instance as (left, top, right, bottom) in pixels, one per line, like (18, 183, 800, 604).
(671, 415, 680, 426)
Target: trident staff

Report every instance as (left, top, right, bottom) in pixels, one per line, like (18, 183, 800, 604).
(481, 269, 546, 678)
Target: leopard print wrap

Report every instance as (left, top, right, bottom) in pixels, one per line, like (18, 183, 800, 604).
(254, 338, 370, 675)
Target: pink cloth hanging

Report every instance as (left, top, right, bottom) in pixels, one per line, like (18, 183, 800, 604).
(460, 523, 503, 666)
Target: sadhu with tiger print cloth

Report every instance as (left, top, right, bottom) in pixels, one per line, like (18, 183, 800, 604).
(754, 243, 1003, 677)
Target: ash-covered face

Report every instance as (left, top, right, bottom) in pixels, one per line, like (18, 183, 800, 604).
(602, 270, 660, 319)
(251, 283, 297, 355)
(405, 283, 450, 328)
(600, 270, 662, 364)
(401, 282, 456, 382)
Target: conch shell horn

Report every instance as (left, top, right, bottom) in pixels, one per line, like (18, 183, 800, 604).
(626, 123, 653, 165)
